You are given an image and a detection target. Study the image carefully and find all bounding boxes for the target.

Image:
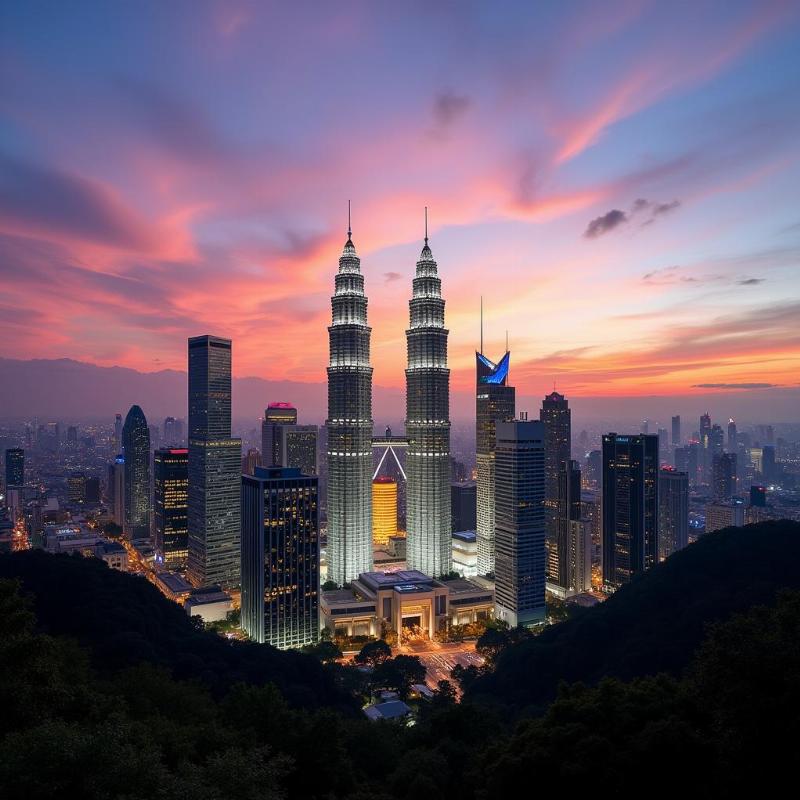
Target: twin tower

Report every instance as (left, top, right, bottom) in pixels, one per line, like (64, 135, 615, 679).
(327, 213, 450, 585)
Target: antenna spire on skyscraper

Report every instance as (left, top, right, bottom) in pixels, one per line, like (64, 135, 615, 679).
(347, 199, 352, 239)
(424, 206, 428, 245)
(480, 295, 484, 354)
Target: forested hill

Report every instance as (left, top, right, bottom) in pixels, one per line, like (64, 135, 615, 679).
(468, 519, 800, 713)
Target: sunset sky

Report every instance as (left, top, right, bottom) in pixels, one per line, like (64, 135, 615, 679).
(1, 1, 799, 400)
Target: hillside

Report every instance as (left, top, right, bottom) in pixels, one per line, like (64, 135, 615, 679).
(468, 519, 800, 712)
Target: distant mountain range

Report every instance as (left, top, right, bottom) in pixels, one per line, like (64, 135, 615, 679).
(0, 357, 796, 426)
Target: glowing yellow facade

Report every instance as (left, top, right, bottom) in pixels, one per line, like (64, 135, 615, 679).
(372, 478, 398, 547)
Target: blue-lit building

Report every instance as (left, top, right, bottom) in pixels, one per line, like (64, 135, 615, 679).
(475, 349, 515, 574)
(241, 466, 319, 649)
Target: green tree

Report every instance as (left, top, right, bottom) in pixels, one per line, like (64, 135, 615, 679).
(355, 638, 392, 667)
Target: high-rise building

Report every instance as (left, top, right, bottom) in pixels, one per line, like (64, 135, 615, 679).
(114, 414, 123, 453)
(712, 452, 736, 501)
(372, 477, 398, 547)
(261, 403, 298, 467)
(187, 335, 242, 589)
(540, 391, 571, 584)
(241, 466, 319, 649)
(163, 416, 181, 446)
(68, 473, 86, 503)
(154, 448, 189, 569)
(727, 418, 737, 452)
(122, 405, 150, 542)
(326, 218, 373, 585)
(241, 448, 263, 476)
(405, 223, 451, 577)
(112, 455, 125, 527)
(658, 467, 688, 560)
(705, 500, 745, 532)
(67, 426, 78, 446)
(4, 448, 24, 490)
(750, 484, 767, 507)
(602, 433, 659, 590)
(281, 425, 318, 476)
(671, 415, 681, 446)
(550, 459, 581, 592)
(476, 349, 515, 574)
(585, 449, 602, 487)
(85, 477, 100, 504)
(451, 481, 477, 533)
(761, 445, 776, 483)
(700, 412, 712, 481)
(494, 420, 546, 628)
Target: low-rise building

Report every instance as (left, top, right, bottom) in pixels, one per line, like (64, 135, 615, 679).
(185, 587, 233, 623)
(705, 499, 746, 533)
(452, 530, 478, 577)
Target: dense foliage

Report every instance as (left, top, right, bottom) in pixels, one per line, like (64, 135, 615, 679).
(1, 520, 799, 798)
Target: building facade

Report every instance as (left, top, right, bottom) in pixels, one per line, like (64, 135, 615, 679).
(658, 467, 689, 560)
(4, 448, 24, 490)
(187, 335, 242, 589)
(494, 419, 547, 628)
(122, 405, 150, 542)
(154, 448, 189, 569)
(241, 466, 319, 649)
(475, 350, 515, 574)
(372, 477, 398, 547)
(602, 433, 659, 590)
(549, 459, 581, 594)
(326, 223, 374, 585)
(405, 229, 451, 577)
(451, 481, 477, 533)
(261, 403, 297, 467)
(281, 425, 318, 475)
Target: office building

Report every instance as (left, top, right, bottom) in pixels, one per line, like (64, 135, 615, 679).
(112, 455, 125, 526)
(405, 223, 451, 577)
(326, 218, 373, 585)
(241, 466, 319, 649)
(452, 530, 478, 577)
(4, 448, 24, 491)
(602, 433, 659, 590)
(68, 473, 86, 504)
(261, 403, 298, 467)
(187, 335, 242, 589)
(476, 349, 515, 574)
(762, 445, 776, 482)
(494, 419, 546, 628)
(451, 481, 477, 533)
(712, 452, 736, 501)
(281, 425, 318, 475)
(114, 414, 123, 453)
(705, 500, 746, 533)
(658, 467, 688, 560)
(242, 448, 263, 476)
(540, 391, 571, 584)
(671, 415, 681, 446)
(372, 477, 398, 547)
(122, 405, 150, 542)
(550, 459, 581, 593)
(85, 477, 100, 504)
(700, 412, 712, 480)
(750, 485, 767, 507)
(154, 448, 189, 569)
(727, 419, 737, 451)
(163, 416, 183, 446)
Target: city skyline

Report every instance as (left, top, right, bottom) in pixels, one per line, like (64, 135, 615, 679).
(2, 2, 799, 401)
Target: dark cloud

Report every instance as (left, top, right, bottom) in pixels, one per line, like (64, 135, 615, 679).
(433, 92, 471, 128)
(584, 209, 627, 238)
(651, 200, 681, 217)
(384, 271, 402, 283)
(692, 383, 777, 389)
(0, 152, 156, 249)
(738, 277, 764, 285)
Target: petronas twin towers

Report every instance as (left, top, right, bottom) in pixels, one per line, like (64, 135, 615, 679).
(327, 211, 451, 585)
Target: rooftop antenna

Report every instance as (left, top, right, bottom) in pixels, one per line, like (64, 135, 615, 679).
(505, 330, 508, 353)
(424, 206, 428, 245)
(347, 199, 351, 239)
(480, 295, 484, 354)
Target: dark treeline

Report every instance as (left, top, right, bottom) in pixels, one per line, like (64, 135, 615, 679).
(1, 520, 799, 799)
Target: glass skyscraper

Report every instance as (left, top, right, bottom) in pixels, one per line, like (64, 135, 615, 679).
(475, 350, 515, 574)
(154, 447, 189, 569)
(658, 467, 689, 560)
(122, 405, 150, 541)
(494, 419, 546, 628)
(602, 433, 660, 590)
(326, 220, 373, 585)
(4, 448, 24, 490)
(241, 466, 319, 649)
(187, 335, 242, 589)
(405, 226, 451, 577)
(261, 403, 297, 466)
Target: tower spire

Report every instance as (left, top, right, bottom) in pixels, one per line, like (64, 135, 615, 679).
(347, 199, 352, 239)
(424, 206, 428, 245)
(480, 296, 484, 354)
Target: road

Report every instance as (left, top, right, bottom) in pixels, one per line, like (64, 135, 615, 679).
(396, 640, 484, 690)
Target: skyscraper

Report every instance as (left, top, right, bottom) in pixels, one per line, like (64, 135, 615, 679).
(494, 419, 546, 628)
(451, 481, 477, 532)
(712, 452, 736, 501)
(602, 433, 659, 590)
(727, 418, 737, 451)
(112, 454, 125, 527)
(405, 220, 451, 577)
(326, 216, 373, 585)
(281, 425, 318, 475)
(671, 415, 681, 446)
(114, 413, 123, 452)
(242, 448, 263, 476)
(187, 335, 242, 589)
(658, 467, 688, 560)
(700, 412, 712, 481)
(540, 391, 571, 584)
(476, 349, 515, 574)
(241, 466, 319, 649)
(761, 445, 776, 483)
(550, 459, 581, 593)
(154, 448, 189, 569)
(4, 448, 24, 490)
(372, 477, 398, 547)
(122, 405, 150, 542)
(261, 403, 297, 467)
